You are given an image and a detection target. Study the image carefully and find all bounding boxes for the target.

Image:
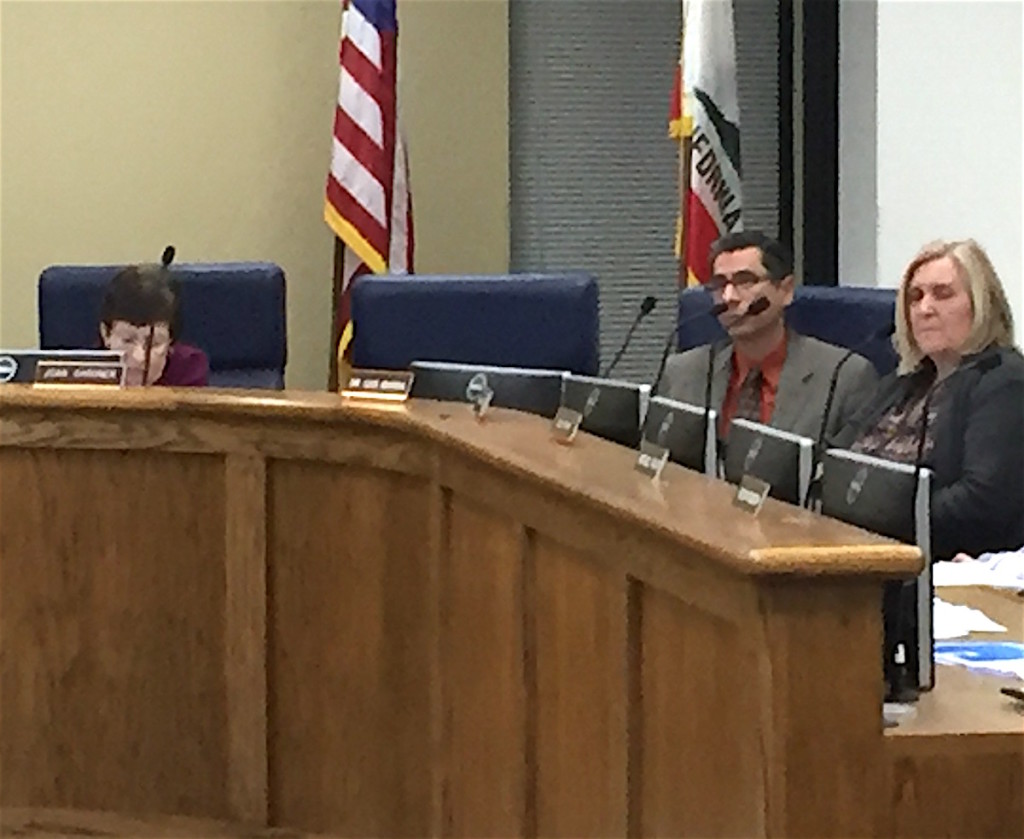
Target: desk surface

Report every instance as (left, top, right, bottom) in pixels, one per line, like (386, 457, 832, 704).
(888, 585, 1024, 742)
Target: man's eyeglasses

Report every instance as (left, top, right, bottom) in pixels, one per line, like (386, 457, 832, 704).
(705, 270, 771, 296)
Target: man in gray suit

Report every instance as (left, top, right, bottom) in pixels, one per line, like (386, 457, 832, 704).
(661, 231, 877, 440)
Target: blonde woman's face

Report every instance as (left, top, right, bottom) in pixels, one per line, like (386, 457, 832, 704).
(907, 257, 974, 362)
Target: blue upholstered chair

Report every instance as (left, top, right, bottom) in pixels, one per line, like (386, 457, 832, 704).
(676, 285, 899, 374)
(350, 273, 601, 375)
(38, 262, 287, 389)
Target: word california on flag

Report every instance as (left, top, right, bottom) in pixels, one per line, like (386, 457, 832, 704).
(325, 0, 413, 385)
(669, 0, 742, 287)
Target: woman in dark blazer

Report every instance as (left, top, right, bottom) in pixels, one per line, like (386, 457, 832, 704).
(831, 239, 1024, 561)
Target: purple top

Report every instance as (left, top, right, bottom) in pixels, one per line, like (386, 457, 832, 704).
(156, 342, 209, 387)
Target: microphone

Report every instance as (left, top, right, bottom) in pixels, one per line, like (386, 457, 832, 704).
(701, 295, 771, 461)
(161, 245, 176, 267)
(602, 295, 657, 378)
(650, 300, 728, 395)
(806, 323, 896, 507)
(890, 364, 944, 702)
(891, 351, 1002, 701)
(142, 324, 155, 387)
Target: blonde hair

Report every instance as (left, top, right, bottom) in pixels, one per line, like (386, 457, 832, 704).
(893, 239, 1015, 374)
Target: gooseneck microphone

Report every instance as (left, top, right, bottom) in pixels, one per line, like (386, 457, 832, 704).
(602, 295, 657, 378)
(650, 300, 728, 395)
(815, 324, 895, 456)
(890, 351, 1002, 702)
(805, 323, 896, 508)
(142, 245, 176, 384)
(701, 295, 771, 462)
(890, 366, 944, 702)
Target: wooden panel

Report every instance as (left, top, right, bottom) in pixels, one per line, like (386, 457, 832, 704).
(9, 390, 1012, 839)
(427, 408, 920, 578)
(532, 536, 628, 837)
(638, 585, 764, 838)
(266, 460, 433, 837)
(0, 410, 433, 475)
(886, 750, 1024, 838)
(757, 580, 884, 838)
(884, 585, 1024, 837)
(0, 807, 337, 838)
(440, 450, 756, 628)
(425, 483, 447, 838)
(223, 454, 268, 823)
(0, 448, 229, 816)
(0, 390, 923, 578)
(441, 496, 526, 838)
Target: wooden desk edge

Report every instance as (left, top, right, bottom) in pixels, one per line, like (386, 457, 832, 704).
(0, 386, 923, 578)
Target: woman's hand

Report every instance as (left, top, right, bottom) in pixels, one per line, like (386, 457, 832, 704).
(952, 552, 975, 562)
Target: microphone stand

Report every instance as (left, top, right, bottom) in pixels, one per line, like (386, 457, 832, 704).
(701, 341, 720, 474)
(650, 301, 727, 396)
(603, 297, 657, 378)
(888, 379, 937, 703)
(807, 324, 895, 509)
(142, 324, 155, 387)
(894, 354, 1000, 697)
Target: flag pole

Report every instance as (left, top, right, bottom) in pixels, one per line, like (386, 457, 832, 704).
(328, 237, 345, 391)
(679, 137, 693, 288)
(677, 4, 692, 288)
(327, 0, 351, 393)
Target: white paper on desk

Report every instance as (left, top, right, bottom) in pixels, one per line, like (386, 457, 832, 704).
(932, 557, 1024, 590)
(932, 597, 1007, 639)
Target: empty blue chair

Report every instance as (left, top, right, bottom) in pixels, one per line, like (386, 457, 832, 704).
(350, 273, 600, 375)
(38, 262, 287, 389)
(676, 285, 899, 375)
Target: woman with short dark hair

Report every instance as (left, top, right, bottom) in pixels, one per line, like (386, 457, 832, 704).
(99, 247, 209, 387)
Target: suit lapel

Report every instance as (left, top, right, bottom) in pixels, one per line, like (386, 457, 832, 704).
(772, 332, 815, 431)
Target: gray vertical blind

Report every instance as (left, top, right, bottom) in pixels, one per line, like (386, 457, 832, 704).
(510, 0, 780, 383)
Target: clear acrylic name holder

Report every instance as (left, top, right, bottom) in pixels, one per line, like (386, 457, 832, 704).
(465, 372, 494, 420)
(551, 384, 601, 445)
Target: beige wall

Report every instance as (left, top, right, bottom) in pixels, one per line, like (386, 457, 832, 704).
(0, 0, 509, 390)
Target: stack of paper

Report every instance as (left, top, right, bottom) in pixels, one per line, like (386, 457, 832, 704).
(933, 555, 1024, 590)
(933, 597, 1007, 640)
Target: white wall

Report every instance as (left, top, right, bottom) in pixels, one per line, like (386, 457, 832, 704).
(841, 0, 1023, 332)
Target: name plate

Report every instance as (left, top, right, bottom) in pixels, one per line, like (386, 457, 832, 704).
(341, 369, 414, 402)
(733, 473, 771, 515)
(34, 360, 125, 386)
(551, 406, 583, 444)
(635, 439, 670, 480)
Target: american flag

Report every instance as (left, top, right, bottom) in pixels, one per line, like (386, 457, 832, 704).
(325, 0, 413, 374)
